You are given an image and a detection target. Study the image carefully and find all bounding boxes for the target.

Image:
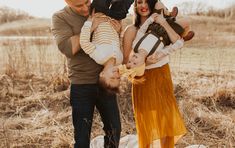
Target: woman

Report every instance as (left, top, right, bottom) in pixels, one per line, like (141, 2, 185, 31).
(123, 0, 187, 147)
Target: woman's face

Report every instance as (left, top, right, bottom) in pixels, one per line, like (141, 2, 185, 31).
(136, 0, 150, 17)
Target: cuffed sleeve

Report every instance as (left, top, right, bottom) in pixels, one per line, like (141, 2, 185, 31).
(155, 39, 184, 59)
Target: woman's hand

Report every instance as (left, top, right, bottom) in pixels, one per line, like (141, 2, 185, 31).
(150, 13, 158, 21)
(146, 52, 166, 65)
(146, 54, 158, 65)
(153, 11, 166, 26)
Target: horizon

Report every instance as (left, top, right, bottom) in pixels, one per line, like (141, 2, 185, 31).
(0, 0, 235, 18)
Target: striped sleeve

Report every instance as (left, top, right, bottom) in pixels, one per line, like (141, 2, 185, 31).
(80, 21, 96, 55)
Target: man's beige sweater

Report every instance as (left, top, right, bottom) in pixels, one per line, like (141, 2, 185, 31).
(51, 6, 103, 84)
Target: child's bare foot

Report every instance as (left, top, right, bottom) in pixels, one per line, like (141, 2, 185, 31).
(183, 31, 195, 41)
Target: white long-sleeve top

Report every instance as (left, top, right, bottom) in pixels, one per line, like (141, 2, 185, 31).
(132, 16, 184, 69)
(80, 20, 123, 65)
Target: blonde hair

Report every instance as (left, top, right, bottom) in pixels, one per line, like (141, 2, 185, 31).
(119, 64, 146, 84)
(99, 76, 119, 94)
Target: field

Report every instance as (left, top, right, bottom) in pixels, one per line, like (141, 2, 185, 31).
(0, 13, 235, 148)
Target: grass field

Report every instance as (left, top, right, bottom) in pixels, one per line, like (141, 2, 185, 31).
(0, 14, 235, 147)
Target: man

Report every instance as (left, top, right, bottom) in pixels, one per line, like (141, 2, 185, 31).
(51, 0, 121, 147)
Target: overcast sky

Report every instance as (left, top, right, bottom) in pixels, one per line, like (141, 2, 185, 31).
(0, 0, 235, 18)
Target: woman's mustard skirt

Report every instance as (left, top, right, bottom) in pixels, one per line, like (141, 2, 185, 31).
(132, 64, 187, 148)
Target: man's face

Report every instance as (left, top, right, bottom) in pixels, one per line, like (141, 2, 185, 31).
(69, 0, 91, 17)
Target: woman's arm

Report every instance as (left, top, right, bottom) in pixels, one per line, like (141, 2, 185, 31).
(154, 12, 180, 43)
(146, 39, 184, 66)
(122, 25, 137, 64)
(132, 14, 156, 47)
(146, 39, 184, 65)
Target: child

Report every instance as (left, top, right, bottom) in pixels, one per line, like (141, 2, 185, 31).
(80, 0, 134, 92)
(152, 1, 195, 41)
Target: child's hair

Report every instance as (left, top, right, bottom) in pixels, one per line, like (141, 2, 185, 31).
(99, 77, 120, 94)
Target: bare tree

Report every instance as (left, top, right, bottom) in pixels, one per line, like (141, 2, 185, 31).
(0, 6, 34, 24)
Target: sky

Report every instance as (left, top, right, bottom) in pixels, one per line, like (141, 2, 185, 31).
(0, 0, 235, 18)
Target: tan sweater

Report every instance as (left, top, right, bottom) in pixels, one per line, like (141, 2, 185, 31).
(51, 6, 103, 84)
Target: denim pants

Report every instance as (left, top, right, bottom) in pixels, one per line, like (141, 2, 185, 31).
(70, 84, 121, 148)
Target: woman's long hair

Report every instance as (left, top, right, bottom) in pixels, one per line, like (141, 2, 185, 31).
(134, 0, 158, 28)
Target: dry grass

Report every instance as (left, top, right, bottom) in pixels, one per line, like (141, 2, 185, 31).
(0, 18, 51, 36)
(0, 14, 235, 147)
(0, 70, 234, 147)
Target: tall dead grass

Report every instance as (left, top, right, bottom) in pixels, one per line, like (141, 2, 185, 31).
(1, 37, 66, 77)
(0, 15, 235, 147)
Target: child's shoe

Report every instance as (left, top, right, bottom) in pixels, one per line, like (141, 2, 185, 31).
(170, 7, 178, 18)
(183, 31, 195, 41)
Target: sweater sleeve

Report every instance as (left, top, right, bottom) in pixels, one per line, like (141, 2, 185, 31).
(80, 21, 96, 55)
(155, 39, 184, 59)
(51, 13, 74, 58)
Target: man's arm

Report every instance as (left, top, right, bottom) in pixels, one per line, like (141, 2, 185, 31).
(51, 14, 81, 58)
(70, 35, 81, 55)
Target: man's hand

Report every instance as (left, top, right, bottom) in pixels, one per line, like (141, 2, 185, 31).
(71, 35, 80, 55)
(110, 19, 122, 34)
(91, 17, 108, 32)
(89, 9, 108, 32)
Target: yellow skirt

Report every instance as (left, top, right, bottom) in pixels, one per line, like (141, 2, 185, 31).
(132, 64, 187, 148)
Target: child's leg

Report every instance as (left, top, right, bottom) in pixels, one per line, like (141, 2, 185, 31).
(175, 18, 195, 41)
(175, 18, 189, 32)
(154, 1, 178, 17)
(155, 1, 171, 16)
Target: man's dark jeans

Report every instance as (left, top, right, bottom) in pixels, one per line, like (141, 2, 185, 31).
(70, 84, 121, 148)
